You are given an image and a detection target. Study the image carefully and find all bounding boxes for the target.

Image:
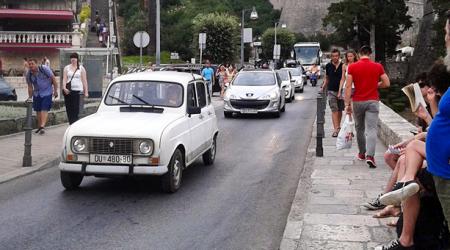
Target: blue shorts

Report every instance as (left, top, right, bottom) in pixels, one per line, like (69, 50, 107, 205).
(33, 95, 52, 112)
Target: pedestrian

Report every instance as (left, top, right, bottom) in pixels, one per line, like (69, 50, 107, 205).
(62, 53, 89, 125)
(217, 65, 226, 97)
(23, 57, 29, 77)
(42, 56, 50, 68)
(344, 45, 390, 168)
(338, 50, 358, 99)
(201, 60, 214, 96)
(26, 58, 58, 135)
(321, 49, 344, 137)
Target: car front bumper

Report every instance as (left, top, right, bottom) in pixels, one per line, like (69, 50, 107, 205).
(223, 99, 280, 113)
(59, 162, 168, 176)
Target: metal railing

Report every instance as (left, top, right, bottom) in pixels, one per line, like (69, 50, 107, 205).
(0, 31, 81, 47)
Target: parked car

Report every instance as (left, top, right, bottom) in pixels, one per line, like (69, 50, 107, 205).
(223, 69, 286, 118)
(281, 67, 305, 93)
(59, 71, 219, 193)
(0, 77, 17, 101)
(276, 69, 295, 102)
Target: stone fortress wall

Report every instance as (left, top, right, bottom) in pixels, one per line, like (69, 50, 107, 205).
(271, 0, 425, 46)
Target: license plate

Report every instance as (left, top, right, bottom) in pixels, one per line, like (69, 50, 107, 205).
(90, 154, 132, 164)
(240, 109, 258, 114)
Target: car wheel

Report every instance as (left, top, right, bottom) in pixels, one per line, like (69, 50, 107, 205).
(280, 102, 286, 112)
(60, 171, 83, 190)
(224, 112, 233, 118)
(299, 86, 304, 93)
(202, 136, 217, 166)
(161, 149, 184, 193)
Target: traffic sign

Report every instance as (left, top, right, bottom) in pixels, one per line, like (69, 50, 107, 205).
(133, 31, 150, 48)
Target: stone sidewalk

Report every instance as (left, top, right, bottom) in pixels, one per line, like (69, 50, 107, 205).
(280, 107, 397, 250)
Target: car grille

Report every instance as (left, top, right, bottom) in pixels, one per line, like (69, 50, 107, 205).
(90, 138, 134, 154)
(230, 99, 270, 110)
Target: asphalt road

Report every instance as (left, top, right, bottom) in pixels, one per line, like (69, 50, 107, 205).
(0, 85, 318, 250)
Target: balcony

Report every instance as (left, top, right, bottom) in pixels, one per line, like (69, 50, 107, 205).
(0, 31, 81, 48)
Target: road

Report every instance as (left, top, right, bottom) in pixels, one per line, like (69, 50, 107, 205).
(0, 85, 317, 250)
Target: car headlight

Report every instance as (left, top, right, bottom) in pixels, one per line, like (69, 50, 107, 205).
(260, 91, 278, 100)
(139, 140, 154, 155)
(72, 138, 88, 153)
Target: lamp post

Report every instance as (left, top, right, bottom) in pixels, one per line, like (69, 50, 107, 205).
(273, 22, 286, 68)
(156, 0, 161, 66)
(240, 6, 258, 68)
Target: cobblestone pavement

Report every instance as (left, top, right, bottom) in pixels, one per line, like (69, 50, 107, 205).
(281, 106, 396, 250)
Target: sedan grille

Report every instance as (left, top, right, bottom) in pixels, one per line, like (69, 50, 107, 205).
(90, 138, 134, 154)
(230, 99, 270, 110)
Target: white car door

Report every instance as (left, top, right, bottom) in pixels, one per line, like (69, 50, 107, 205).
(195, 81, 212, 151)
(199, 81, 215, 145)
(186, 82, 204, 162)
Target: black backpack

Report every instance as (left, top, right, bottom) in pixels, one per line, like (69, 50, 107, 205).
(396, 170, 450, 250)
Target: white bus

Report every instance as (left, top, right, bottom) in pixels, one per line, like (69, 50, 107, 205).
(293, 42, 322, 77)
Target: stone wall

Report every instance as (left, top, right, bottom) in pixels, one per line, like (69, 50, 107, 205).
(0, 50, 61, 76)
(378, 102, 416, 147)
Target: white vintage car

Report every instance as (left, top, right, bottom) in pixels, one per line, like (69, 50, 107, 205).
(59, 71, 219, 193)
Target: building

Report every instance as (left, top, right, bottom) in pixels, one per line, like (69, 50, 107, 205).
(0, 0, 82, 75)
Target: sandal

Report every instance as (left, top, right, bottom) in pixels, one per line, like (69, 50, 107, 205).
(332, 127, 341, 138)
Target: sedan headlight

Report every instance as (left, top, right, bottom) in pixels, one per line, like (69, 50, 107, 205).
(138, 139, 154, 155)
(72, 137, 88, 153)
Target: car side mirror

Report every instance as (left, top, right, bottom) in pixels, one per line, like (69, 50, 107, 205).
(187, 106, 201, 116)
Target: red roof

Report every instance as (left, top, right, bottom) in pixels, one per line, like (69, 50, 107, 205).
(0, 9, 73, 21)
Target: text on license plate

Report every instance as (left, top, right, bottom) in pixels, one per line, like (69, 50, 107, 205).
(240, 109, 258, 114)
(90, 154, 132, 164)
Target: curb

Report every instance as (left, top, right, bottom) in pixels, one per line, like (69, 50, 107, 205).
(0, 157, 60, 185)
(279, 119, 317, 250)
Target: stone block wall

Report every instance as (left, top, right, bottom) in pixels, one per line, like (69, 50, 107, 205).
(378, 102, 416, 147)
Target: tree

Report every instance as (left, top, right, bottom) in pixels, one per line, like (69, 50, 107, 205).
(123, 11, 148, 55)
(192, 13, 240, 64)
(323, 0, 412, 62)
(261, 28, 295, 61)
(431, 0, 450, 57)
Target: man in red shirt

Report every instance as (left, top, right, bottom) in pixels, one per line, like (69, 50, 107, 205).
(345, 46, 390, 168)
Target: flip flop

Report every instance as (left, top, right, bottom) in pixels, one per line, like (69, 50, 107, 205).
(332, 131, 339, 137)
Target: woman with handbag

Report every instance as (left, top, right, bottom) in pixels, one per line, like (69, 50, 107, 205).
(62, 53, 89, 125)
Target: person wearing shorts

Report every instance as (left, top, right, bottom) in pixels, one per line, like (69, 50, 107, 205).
(322, 49, 344, 137)
(26, 58, 58, 135)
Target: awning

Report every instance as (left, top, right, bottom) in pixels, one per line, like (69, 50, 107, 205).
(0, 9, 73, 21)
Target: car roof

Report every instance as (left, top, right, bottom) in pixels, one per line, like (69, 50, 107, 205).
(240, 69, 274, 73)
(112, 71, 203, 85)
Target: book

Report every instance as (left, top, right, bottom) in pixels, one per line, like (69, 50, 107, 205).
(401, 83, 427, 112)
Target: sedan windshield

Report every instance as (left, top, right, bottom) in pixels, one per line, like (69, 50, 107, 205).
(286, 68, 301, 76)
(232, 72, 276, 86)
(105, 81, 183, 107)
(276, 70, 289, 81)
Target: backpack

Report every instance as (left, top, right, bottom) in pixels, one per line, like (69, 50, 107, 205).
(396, 170, 450, 250)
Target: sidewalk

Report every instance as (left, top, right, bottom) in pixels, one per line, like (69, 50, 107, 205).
(280, 107, 396, 250)
(0, 124, 67, 183)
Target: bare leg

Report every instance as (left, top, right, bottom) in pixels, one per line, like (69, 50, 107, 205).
(337, 110, 342, 128)
(36, 111, 41, 128)
(384, 155, 404, 193)
(400, 140, 426, 182)
(384, 151, 399, 170)
(398, 194, 420, 247)
(40, 111, 49, 128)
(332, 111, 340, 131)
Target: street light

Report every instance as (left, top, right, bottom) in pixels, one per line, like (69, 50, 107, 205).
(240, 6, 258, 68)
(273, 22, 286, 68)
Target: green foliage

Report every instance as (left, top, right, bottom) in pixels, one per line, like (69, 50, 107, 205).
(122, 11, 148, 55)
(192, 13, 240, 64)
(122, 52, 184, 66)
(80, 4, 91, 23)
(261, 28, 295, 60)
(431, 0, 450, 57)
(323, 0, 412, 61)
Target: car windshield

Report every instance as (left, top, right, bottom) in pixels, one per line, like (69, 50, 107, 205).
(286, 68, 301, 76)
(232, 72, 276, 86)
(295, 46, 320, 65)
(105, 81, 183, 107)
(277, 70, 289, 81)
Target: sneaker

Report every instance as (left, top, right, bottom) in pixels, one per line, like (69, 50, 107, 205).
(356, 153, 366, 161)
(366, 156, 377, 168)
(379, 181, 420, 206)
(363, 193, 386, 210)
(375, 239, 415, 250)
(39, 127, 45, 135)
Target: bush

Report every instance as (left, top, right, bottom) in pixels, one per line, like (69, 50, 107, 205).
(80, 5, 91, 23)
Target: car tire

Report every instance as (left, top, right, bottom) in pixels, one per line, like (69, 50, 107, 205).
(202, 136, 217, 166)
(60, 171, 83, 190)
(273, 110, 281, 118)
(280, 102, 286, 112)
(224, 112, 233, 118)
(161, 149, 184, 193)
(299, 87, 304, 93)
